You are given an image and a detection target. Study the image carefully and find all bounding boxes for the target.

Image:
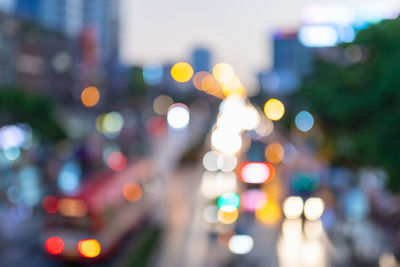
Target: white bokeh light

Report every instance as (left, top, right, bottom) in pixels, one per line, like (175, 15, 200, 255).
(167, 103, 190, 130)
(304, 197, 325, 221)
(228, 235, 254, 255)
(283, 196, 304, 219)
(211, 129, 242, 154)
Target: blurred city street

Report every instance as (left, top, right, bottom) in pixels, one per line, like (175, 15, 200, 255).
(2, 0, 400, 267)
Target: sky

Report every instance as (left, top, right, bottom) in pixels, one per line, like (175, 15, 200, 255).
(120, 0, 398, 90)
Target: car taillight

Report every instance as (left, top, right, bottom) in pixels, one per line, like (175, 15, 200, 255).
(42, 196, 58, 213)
(45, 237, 64, 255)
(77, 239, 101, 258)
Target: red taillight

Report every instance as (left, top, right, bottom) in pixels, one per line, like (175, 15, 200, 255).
(45, 237, 64, 255)
(42, 196, 58, 213)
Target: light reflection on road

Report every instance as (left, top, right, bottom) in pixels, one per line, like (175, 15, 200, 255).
(278, 219, 332, 267)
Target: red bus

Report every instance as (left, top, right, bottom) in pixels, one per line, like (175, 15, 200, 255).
(41, 159, 160, 261)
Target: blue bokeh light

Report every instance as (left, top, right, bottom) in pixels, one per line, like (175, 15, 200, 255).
(143, 61, 163, 86)
(295, 110, 314, 132)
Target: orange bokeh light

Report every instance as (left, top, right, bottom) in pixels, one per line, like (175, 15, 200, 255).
(81, 86, 100, 107)
(122, 182, 143, 202)
(265, 142, 285, 164)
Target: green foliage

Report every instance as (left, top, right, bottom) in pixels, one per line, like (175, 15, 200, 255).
(130, 67, 147, 96)
(0, 88, 66, 142)
(297, 17, 400, 191)
(124, 227, 162, 267)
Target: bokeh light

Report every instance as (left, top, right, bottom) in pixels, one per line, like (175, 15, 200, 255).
(255, 200, 281, 225)
(241, 105, 260, 130)
(103, 111, 124, 135)
(4, 147, 20, 161)
(218, 192, 240, 212)
(0, 125, 28, 150)
(228, 235, 254, 254)
(217, 208, 239, 224)
(202, 151, 220, 171)
(58, 198, 87, 218)
(239, 162, 274, 184)
(45, 237, 64, 255)
(58, 161, 81, 193)
(295, 111, 314, 132)
(201, 172, 237, 199)
(153, 95, 174, 116)
(107, 151, 127, 172)
(192, 71, 209, 90)
(283, 196, 304, 219)
(202, 151, 238, 172)
(219, 154, 238, 172)
(299, 25, 338, 47)
(167, 103, 190, 130)
(221, 76, 245, 96)
(304, 197, 325, 221)
(345, 45, 362, 63)
(146, 116, 167, 137)
(81, 86, 100, 107)
(213, 63, 234, 83)
(122, 182, 143, 202)
(200, 73, 225, 98)
(265, 142, 285, 164)
(264, 98, 285, 121)
(203, 205, 219, 224)
(95, 113, 106, 133)
(255, 116, 274, 137)
(211, 129, 242, 154)
(240, 189, 268, 212)
(345, 188, 369, 221)
(42, 195, 58, 213)
(143, 61, 163, 85)
(77, 239, 101, 258)
(170, 62, 193, 83)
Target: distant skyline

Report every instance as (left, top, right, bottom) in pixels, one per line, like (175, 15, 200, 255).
(120, 0, 398, 91)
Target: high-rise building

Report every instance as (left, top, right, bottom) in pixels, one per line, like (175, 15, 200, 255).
(192, 47, 211, 73)
(259, 32, 312, 95)
(9, 0, 119, 62)
(273, 32, 312, 76)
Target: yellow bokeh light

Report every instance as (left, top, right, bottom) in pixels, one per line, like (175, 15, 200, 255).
(217, 208, 239, 224)
(122, 182, 143, 202)
(221, 76, 245, 96)
(265, 142, 285, 164)
(95, 113, 106, 133)
(263, 179, 283, 200)
(255, 200, 281, 225)
(77, 239, 101, 258)
(102, 111, 124, 134)
(170, 62, 194, 83)
(213, 63, 234, 83)
(81, 86, 100, 107)
(264, 99, 285, 121)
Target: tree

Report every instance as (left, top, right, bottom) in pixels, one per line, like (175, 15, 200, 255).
(0, 88, 66, 142)
(296, 17, 400, 192)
